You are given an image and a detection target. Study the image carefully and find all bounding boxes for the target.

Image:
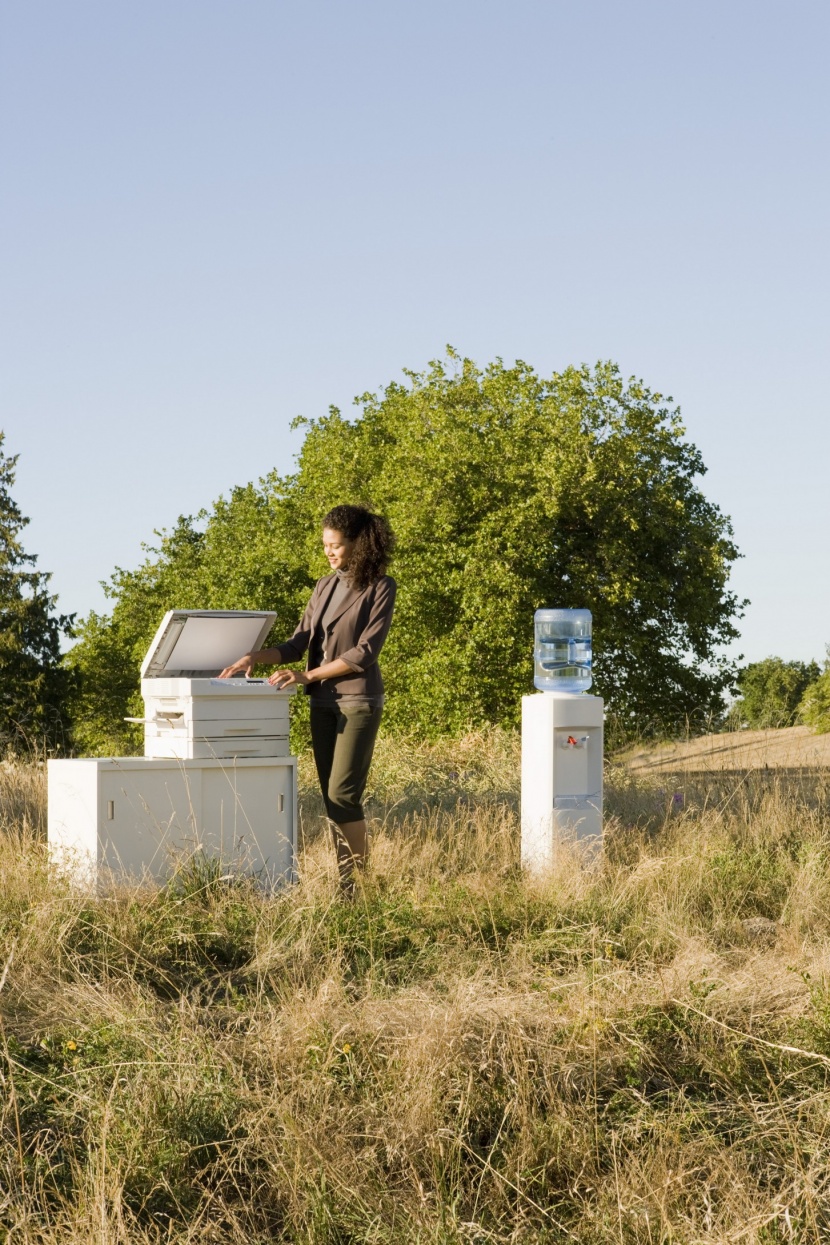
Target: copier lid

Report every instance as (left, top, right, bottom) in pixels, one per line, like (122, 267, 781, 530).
(141, 610, 278, 679)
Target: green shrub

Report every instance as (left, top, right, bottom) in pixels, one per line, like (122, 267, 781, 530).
(800, 663, 830, 734)
(730, 655, 820, 729)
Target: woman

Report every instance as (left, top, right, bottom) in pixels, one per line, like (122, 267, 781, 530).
(219, 504, 396, 894)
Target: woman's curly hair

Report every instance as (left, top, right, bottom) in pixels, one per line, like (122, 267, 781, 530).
(323, 504, 395, 590)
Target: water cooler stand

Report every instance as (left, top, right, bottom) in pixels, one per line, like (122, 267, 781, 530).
(520, 692, 604, 873)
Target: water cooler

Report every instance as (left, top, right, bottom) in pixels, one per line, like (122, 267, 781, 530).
(521, 608, 604, 872)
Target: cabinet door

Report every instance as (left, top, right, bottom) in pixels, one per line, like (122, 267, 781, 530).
(98, 766, 204, 881)
(200, 764, 295, 886)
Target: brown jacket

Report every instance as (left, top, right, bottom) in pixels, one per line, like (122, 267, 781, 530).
(276, 574, 396, 699)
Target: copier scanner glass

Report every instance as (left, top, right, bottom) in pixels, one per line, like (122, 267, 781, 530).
(142, 611, 277, 679)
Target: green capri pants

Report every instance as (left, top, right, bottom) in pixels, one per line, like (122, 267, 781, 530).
(309, 702, 383, 825)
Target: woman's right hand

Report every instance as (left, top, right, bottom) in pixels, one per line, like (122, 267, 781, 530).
(218, 654, 255, 679)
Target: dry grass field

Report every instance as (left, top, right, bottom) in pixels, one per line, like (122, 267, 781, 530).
(2, 732, 830, 1243)
(625, 725, 830, 776)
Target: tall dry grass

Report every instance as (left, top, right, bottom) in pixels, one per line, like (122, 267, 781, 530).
(2, 733, 830, 1242)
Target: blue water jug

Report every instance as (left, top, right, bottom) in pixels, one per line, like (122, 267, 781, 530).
(534, 608, 592, 694)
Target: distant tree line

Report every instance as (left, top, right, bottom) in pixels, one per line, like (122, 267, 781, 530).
(729, 655, 830, 732)
(6, 353, 828, 755)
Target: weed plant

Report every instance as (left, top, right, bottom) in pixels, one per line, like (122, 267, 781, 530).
(2, 733, 830, 1242)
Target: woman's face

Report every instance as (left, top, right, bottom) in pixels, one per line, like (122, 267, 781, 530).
(323, 527, 355, 572)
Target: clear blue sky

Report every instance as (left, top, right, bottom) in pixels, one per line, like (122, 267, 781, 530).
(2, 0, 828, 666)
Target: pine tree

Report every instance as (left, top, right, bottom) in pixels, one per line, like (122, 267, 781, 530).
(0, 433, 73, 750)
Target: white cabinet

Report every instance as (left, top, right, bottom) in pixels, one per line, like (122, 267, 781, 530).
(521, 693, 604, 872)
(48, 757, 297, 889)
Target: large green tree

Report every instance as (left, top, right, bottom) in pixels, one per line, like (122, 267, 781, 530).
(68, 355, 743, 750)
(0, 434, 73, 750)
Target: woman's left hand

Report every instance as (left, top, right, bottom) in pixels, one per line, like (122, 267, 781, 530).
(267, 668, 310, 689)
